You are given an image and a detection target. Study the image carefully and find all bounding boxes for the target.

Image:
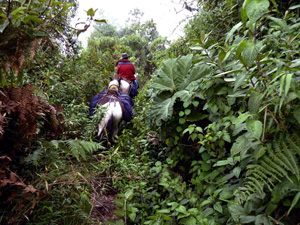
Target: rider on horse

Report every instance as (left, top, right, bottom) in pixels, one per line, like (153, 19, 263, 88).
(116, 53, 139, 96)
(89, 54, 139, 142)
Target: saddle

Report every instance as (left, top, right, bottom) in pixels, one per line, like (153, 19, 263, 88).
(98, 91, 125, 115)
(108, 83, 120, 94)
(89, 83, 134, 121)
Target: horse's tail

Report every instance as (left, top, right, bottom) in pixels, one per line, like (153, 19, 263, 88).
(106, 113, 114, 143)
(98, 97, 123, 144)
(98, 109, 112, 137)
(98, 108, 114, 142)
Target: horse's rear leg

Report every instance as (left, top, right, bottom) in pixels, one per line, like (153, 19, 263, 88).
(110, 123, 119, 143)
(98, 111, 112, 139)
(98, 120, 106, 137)
(110, 106, 122, 143)
(98, 122, 112, 147)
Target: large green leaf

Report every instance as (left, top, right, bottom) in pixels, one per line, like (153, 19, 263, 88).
(148, 54, 211, 126)
(175, 54, 193, 88)
(152, 55, 195, 94)
(246, 119, 263, 140)
(148, 94, 176, 126)
(246, 0, 270, 24)
(234, 72, 248, 92)
(241, 42, 260, 66)
(231, 135, 250, 156)
(152, 58, 177, 94)
(268, 16, 289, 31)
(226, 22, 243, 43)
(180, 64, 211, 90)
(174, 90, 193, 103)
(148, 91, 193, 126)
(236, 41, 249, 66)
(241, 0, 251, 23)
(248, 91, 262, 114)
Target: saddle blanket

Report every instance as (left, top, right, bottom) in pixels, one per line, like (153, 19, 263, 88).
(89, 90, 134, 122)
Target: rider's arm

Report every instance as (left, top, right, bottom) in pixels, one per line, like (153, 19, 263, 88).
(132, 64, 135, 75)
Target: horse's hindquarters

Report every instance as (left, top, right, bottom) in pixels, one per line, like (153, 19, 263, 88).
(108, 102, 122, 121)
(119, 79, 131, 95)
(98, 100, 123, 143)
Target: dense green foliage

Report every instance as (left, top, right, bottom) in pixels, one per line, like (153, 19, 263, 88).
(0, 0, 78, 85)
(1, 0, 300, 224)
(108, 0, 300, 224)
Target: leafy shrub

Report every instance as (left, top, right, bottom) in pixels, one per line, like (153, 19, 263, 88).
(110, 0, 300, 224)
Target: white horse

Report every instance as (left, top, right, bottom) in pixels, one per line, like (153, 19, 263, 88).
(97, 81, 124, 144)
(109, 78, 131, 95)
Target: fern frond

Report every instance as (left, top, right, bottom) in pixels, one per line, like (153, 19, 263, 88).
(248, 166, 274, 191)
(260, 156, 283, 180)
(246, 172, 267, 193)
(282, 141, 299, 177)
(288, 136, 300, 156)
(79, 141, 104, 154)
(267, 150, 293, 183)
(246, 178, 264, 193)
(259, 160, 282, 183)
(67, 139, 104, 161)
(238, 136, 300, 203)
(273, 141, 297, 176)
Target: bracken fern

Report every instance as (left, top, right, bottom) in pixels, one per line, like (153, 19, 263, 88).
(238, 135, 300, 203)
(67, 139, 105, 161)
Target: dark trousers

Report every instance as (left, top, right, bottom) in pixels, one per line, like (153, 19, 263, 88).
(133, 79, 139, 89)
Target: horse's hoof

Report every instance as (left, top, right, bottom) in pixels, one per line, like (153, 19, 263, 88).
(107, 142, 111, 148)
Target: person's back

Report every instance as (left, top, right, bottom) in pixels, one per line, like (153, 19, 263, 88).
(117, 53, 139, 91)
(117, 53, 135, 81)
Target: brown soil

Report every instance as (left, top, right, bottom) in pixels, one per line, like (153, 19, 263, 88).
(90, 177, 121, 224)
